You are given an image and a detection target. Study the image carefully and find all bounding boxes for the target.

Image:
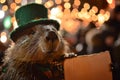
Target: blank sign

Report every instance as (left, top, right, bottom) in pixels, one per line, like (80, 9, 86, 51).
(64, 51, 112, 80)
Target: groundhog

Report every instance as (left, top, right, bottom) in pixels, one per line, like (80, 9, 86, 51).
(1, 24, 72, 80)
(0, 3, 77, 80)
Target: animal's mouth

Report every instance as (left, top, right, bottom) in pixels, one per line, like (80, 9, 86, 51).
(45, 42, 60, 54)
(46, 50, 54, 54)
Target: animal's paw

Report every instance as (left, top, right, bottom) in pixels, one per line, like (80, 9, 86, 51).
(64, 52, 77, 58)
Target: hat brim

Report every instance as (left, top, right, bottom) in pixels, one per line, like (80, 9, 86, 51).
(10, 19, 60, 42)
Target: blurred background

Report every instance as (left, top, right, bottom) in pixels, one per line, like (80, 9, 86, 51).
(0, 0, 119, 54)
(0, 0, 120, 79)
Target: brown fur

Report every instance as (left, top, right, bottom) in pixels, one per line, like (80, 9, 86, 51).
(1, 25, 70, 80)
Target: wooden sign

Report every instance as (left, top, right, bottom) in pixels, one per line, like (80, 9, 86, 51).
(64, 51, 112, 80)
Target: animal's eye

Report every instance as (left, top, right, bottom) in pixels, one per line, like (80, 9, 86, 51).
(30, 31, 36, 35)
(27, 29, 36, 35)
(27, 31, 36, 37)
(46, 29, 50, 32)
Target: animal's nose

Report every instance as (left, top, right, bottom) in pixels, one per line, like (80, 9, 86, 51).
(46, 31, 58, 41)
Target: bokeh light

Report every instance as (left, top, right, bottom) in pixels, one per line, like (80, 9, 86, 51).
(0, 32, 7, 43)
(0, 10, 5, 19)
(10, 2, 17, 10)
(64, 2, 71, 9)
(2, 5, 8, 11)
(15, 0, 22, 4)
(55, 0, 62, 4)
(3, 16, 12, 29)
(0, 0, 6, 4)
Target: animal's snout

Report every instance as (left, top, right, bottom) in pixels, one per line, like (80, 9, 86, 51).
(46, 31, 58, 41)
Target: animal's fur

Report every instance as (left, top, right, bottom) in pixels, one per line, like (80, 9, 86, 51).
(1, 24, 71, 80)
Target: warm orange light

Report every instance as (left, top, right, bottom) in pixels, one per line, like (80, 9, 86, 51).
(44, 0, 54, 8)
(15, 6, 20, 11)
(96, 23, 102, 28)
(35, 0, 42, 4)
(83, 3, 90, 10)
(91, 14, 98, 21)
(98, 14, 105, 24)
(45, 0, 111, 30)
(109, 3, 115, 9)
(71, 9, 78, 18)
(51, 7, 61, 16)
(81, 8, 87, 13)
(56, 12, 63, 18)
(63, 0, 69, 2)
(0, 0, 6, 3)
(2, 5, 8, 11)
(64, 9, 70, 15)
(11, 16, 16, 23)
(57, 5, 63, 11)
(92, 6, 98, 13)
(1, 32, 6, 36)
(107, 0, 113, 4)
(74, 0, 81, 6)
(108, 0, 115, 9)
(10, 3, 17, 10)
(64, 2, 71, 9)
(100, 9, 105, 14)
(82, 21, 90, 27)
(89, 10, 94, 15)
(15, 0, 21, 4)
(55, 0, 62, 4)
(104, 11, 110, 21)
(78, 12, 82, 19)
(84, 13, 90, 20)
(0, 32, 7, 43)
(62, 19, 80, 34)
(13, 20, 18, 30)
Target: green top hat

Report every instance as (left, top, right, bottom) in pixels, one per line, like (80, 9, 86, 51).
(10, 3, 60, 42)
